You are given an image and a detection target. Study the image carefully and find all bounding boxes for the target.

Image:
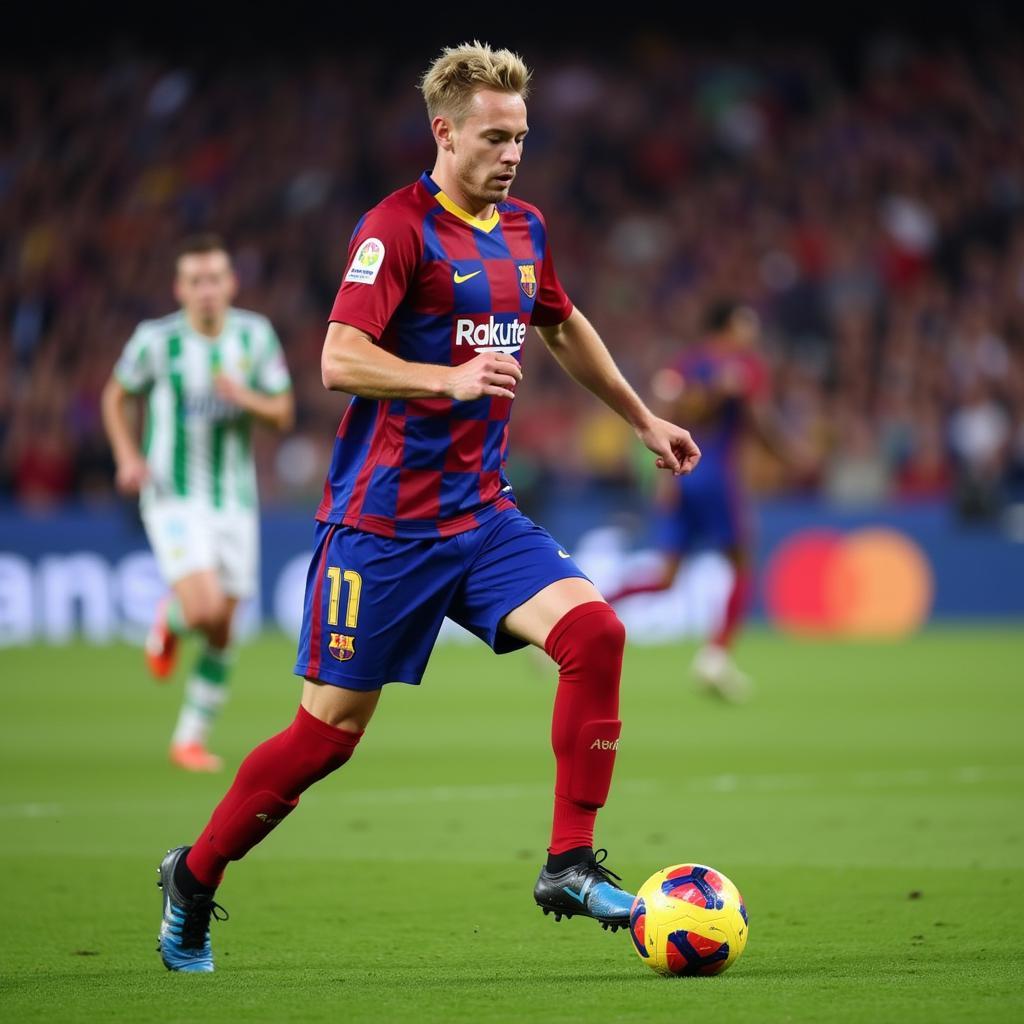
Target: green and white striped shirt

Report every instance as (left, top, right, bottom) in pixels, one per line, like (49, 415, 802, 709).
(114, 308, 292, 510)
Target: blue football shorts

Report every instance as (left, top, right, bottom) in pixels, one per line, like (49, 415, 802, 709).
(293, 506, 589, 690)
(655, 459, 749, 554)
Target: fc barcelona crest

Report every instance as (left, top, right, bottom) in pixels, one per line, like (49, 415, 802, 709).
(518, 263, 537, 299)
(329, 632, 356, 662)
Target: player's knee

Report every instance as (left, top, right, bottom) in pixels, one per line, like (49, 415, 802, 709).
(184, 595, 229, 636)
(546, 602, 626, 678)
(580, 607, 626, 670)
(179, 600, 207, 632)
(187, 606, 216, 634)
(596, 607, 626, 655)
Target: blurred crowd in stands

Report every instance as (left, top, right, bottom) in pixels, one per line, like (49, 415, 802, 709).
(3, 35, 1024, 524)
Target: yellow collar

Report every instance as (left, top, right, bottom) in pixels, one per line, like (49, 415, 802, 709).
(434, 188, 500, 234)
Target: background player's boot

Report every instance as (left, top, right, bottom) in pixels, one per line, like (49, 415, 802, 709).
(692, 644, 752, 703)
(169, 742, 224, 773)
(156, 846, 228, 972)
(145, 596, 179, 681)
(534, 848, 634, 931)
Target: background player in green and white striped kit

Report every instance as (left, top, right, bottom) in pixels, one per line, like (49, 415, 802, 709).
(101, 235, 294, 771)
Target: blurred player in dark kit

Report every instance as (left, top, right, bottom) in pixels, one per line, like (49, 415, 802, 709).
(613, 300, 806, 701)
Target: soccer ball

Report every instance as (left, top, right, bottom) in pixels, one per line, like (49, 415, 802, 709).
(628, 864, 748, 977)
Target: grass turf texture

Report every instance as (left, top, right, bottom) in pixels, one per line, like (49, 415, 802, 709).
(1, 627, 1022, 1023)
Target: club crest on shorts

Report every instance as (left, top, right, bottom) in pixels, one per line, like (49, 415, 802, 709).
(518, 263, 537, 298)
(329, 633, 356, 661)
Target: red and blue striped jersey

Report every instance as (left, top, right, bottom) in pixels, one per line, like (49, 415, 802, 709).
(672, 344, 770, 465)
(317, 170, 574, 538)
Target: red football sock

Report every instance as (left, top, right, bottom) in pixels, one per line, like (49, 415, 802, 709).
(545, 601, 625, 856)
(186, 705, 362, 888)
(712, 566, 752, 649)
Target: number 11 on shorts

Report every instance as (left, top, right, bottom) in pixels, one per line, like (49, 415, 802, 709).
(326, 566, 362, 628)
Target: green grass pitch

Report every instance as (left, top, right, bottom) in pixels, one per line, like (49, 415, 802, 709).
(1, 626, 1022, 1022)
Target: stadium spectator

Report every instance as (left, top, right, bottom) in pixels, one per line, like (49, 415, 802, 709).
(3, 39, 1024, 523)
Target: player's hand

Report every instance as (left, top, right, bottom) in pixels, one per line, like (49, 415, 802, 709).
(637, 417, 701, 476)
(444, 352, 522, 401)
(788, 437, 820, 482)
(214, 374, 252, 409)
(115, 452, 149, 495)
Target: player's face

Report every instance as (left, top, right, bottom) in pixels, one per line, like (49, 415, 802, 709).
(174, 251, 237, 329)
(730, 308, 761, 348)
(450, 89, 528, 207)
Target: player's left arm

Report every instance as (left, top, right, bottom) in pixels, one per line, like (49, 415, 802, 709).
(214, 322, 295, 431)
(534, 307, 700, 476)
(214, 378, 295, 432)
(744, 397, 817, 477)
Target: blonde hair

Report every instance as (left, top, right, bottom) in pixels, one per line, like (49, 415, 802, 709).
(419, 40, 532, 125)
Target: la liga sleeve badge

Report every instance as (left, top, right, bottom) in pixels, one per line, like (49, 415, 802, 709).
(344, 238, 385, 285)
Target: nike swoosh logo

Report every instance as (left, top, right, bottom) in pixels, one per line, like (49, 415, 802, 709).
(453, 270, 482, 283)
(557, 551, 571, 559)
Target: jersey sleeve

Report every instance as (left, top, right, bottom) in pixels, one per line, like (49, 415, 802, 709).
(253, 321, 292, 394)
(531, 240, 574, 327)
(328, 207, 422, 340)
(528, 209, 573, 327)
(113, 327, 155, 394)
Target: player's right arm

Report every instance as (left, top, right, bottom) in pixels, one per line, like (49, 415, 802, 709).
(322, 205, 520, 402)
(102, 325, 154, 495)
(101, 376, 149, 495)
(321, 322, 520, 401)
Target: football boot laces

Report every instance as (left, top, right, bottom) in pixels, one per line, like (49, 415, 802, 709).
(180, 894, 229, 948)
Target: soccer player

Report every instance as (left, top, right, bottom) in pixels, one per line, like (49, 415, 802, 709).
(614, 300, 781, 701)
(154, 42, 699, 972)
(102, 235, 294, 771)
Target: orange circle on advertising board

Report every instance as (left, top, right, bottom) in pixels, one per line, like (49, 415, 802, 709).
(764, 528, 934, 637)
(824, 529, 933, 635)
